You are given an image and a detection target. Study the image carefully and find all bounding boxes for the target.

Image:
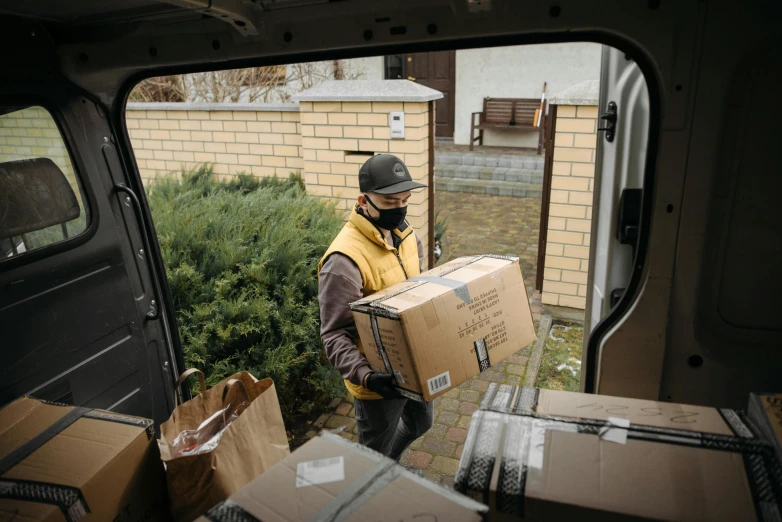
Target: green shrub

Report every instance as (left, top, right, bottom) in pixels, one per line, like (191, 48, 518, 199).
(147, 165, 345, 417)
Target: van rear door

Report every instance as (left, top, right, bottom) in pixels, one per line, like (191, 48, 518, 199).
(0, 28, 181, 427)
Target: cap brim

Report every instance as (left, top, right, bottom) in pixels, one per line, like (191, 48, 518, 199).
(372, 180, 427, 194)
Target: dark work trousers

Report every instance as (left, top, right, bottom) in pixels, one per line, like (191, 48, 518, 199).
(353, 397, 434, 460)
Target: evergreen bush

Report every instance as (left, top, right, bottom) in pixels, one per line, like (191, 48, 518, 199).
(147, 165, 345, 417)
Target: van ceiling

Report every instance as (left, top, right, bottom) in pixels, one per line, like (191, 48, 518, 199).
(0, 0, 333, 30)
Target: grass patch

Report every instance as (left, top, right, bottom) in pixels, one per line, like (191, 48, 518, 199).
(534, 321, 584, 392)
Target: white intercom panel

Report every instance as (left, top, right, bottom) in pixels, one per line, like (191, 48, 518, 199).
(389, 111, 405, 139)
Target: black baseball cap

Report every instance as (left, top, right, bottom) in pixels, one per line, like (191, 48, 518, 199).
(358, 154, 427, 195)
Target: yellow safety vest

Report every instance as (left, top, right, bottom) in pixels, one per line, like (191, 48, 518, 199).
(319, 207, 421, 400)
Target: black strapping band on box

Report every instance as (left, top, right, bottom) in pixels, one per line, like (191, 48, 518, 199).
(480, 383, 539, 412)
(719, 407, 756, 438)
(0, 478, 89, 522)
(743, 452, 782, 522)
(204, 500, 261, 522)
(368, 310, 394, 377)
(473, 338, 491, 371)
(85, 410, 155, 437)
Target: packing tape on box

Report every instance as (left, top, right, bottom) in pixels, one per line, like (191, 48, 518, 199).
(407, 254, 521, 305)
(0, 399, 154, 522)
(204, 432, 487, 522)
(456, 399, 782, 521)
(407, 275, 471, 304)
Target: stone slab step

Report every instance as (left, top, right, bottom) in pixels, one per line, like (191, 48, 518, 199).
(435, 177, 543, 198)
(435, 165, 544, 184)
(435, 152, 545, 170)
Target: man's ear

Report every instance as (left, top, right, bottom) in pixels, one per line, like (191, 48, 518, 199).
(357, 193, 367, 212)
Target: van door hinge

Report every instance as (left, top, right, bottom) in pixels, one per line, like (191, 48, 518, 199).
(598, 101, 617, 142)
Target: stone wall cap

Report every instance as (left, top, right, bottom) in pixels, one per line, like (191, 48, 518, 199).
(549, 80, 600, 106)
(292, 80, 444, 102)
(126, 102, 300, 112)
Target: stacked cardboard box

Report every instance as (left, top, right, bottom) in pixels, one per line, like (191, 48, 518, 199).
(0, 396, 169, 522)
(455, 384, 782, 521)
(351, 255, 536, 402)
(197, 432, 488, 522)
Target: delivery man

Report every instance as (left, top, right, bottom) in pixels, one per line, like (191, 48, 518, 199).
(318, 153, 433, 460)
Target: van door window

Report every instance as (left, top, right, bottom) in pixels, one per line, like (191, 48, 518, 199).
(0, 106, 89, 259)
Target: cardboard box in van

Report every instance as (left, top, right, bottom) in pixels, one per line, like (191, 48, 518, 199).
(197, 431, 487, 522)
(350, 255, 535, 401)
(456, 384, 781, 521)
(0, 396, 169, 522)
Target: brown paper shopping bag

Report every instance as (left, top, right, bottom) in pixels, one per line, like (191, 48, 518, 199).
(158, 369, 290, 522)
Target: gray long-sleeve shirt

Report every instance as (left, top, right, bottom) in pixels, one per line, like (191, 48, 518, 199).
(318, 234, 424, 386)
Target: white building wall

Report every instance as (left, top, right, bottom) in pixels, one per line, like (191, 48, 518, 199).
(351, 56, 384, 81)
(454, 43, 602, 146)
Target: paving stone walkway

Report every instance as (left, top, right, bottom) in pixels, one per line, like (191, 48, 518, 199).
(307, 191, 545, 487)
(435, 191, 542, 312)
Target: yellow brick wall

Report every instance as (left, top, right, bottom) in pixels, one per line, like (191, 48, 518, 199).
(126, 108, 302, 184)
(299, 100, 431, 267)
(541, 104, 597, 310)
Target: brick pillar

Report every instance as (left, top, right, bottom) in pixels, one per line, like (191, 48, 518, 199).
(293, 81, 442, 268)
(541, 104, 597, 310)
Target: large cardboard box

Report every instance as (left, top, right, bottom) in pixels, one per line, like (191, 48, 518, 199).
(350, 255, 535, 401)
(0, 396, 169, 522)
(196, 431, 488, 522)
(456, 384, 782, 521)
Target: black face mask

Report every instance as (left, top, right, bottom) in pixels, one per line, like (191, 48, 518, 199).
(364, 195, 407, 230)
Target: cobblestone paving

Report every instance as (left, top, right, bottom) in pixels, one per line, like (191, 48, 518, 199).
(435, 191, 542, 304)
(309, 191, 545, 487)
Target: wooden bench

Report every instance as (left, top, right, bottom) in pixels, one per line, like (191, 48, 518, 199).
(470, 97, 544, 153)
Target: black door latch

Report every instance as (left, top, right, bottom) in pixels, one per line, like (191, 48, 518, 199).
(617, 188, 642, 260)
(598, 101, 617, 142)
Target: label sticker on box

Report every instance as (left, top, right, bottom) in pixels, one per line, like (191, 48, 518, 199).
(427, 371, 451, 395)
(599, 416, 630, 445)
(296, 456, 345, 488)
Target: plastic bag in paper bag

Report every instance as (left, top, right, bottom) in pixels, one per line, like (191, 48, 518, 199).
(158, 369, 290, 522)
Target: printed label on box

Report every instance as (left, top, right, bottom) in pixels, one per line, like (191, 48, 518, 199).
(296, 456, 345, 488)
(428, 371, 451, 395)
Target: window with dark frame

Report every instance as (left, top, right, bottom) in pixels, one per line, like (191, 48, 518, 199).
(384, 55, 404, 80)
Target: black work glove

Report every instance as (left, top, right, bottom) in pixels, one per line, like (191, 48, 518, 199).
(365, 372, 402, 399)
